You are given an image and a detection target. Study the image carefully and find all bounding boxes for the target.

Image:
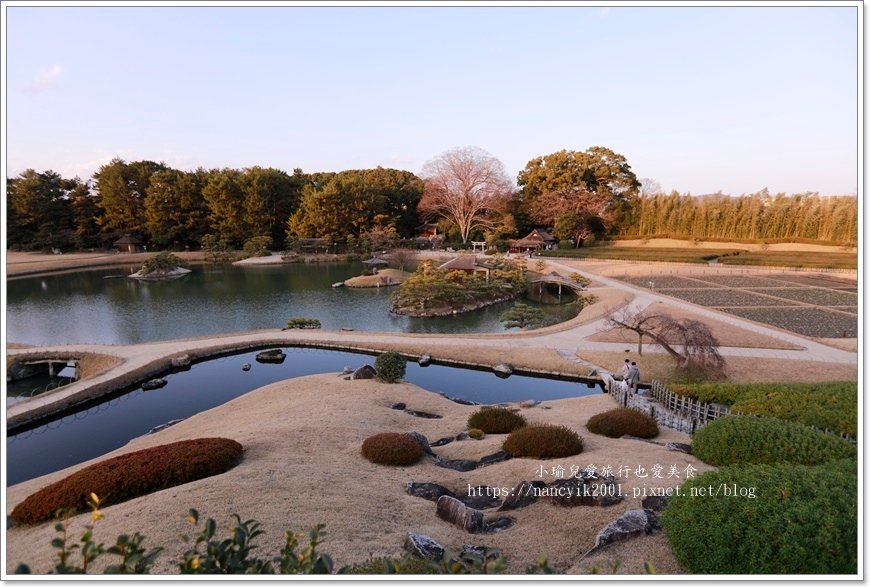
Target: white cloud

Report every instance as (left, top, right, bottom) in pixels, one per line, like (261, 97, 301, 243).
(30, 64, 63, 93)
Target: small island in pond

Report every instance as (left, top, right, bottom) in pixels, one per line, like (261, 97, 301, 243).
(129, 252, 192, 280)
(389, 256, 528, 317)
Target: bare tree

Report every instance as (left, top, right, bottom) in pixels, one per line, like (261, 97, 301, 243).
(418, 146, 514, 244)
(387, 248, 416, 272)
(603, 307, 725, 372)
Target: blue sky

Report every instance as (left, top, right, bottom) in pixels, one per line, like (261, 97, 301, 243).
(5, 4, 859, 195)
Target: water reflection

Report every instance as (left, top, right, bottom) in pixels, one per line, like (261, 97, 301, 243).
(7, 263, 580, 345)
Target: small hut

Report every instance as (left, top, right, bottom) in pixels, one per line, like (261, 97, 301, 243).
(114, 234, 144, 253)
(362, 257, 389, 274)
(507, 229, 556, 254)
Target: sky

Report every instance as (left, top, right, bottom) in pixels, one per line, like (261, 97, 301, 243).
(3, 3, 860, 196)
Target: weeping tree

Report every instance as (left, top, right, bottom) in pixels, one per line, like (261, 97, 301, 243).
(603, 307, 725, 373)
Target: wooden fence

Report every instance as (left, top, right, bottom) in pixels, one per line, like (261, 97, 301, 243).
(606, 378, 730, 434)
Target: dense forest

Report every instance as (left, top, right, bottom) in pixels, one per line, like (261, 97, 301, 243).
(5, 150, 858, 253)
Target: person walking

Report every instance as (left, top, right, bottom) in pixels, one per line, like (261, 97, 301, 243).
(618, 359, 631, 381)
(627, 361, 641, 393)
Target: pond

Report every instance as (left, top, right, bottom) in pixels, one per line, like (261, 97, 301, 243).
(6, 263, 580, 345)
(7, 347, 601, 485)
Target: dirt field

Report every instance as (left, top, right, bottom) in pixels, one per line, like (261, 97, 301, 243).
(586, 303, 803, 350)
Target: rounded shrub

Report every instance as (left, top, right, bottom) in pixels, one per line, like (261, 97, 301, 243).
(467, 407, 527, 434)
(361, 433, 423, 466)
(375, 352, 406, 383)
(663, 459, 857, 574)
(467, 428, 485, 440)
(586, 408, 659, 439)
(502, 425, 583, 459)
(11, 438, 243, 525)
(692, 415, 857, 466)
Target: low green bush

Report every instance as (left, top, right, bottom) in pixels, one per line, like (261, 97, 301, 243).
(242, 235, 272, 258)
(467, 407, 527, 434)
(10, 438, 243, 525)
(663, 459, 857, 574)
(670, 381, 857, 437)
(140, 252, 186, 275)
(374, 352, 406, 383)
(586, 408, 659, 439)
(283, 317, 321, 329)
(502, 425, 583, 459)
(360, 433, 423, 466)
(692, 416, 856, 466)
(467, 428, 485, 440)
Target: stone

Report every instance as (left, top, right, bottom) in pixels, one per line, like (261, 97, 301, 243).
(430, 436, 455, 447)
(404, 532, 445, 561)
(591, 509, 660, 551)
(493, 363, 513, 378)
(477, 451, 512, 468)
(350, 364, 376, 380)
(519, 399, 540, 408)
(406, 481, 457, 502)
(405, 432, 435, 456)
(404, 409, 442, 419)
(642, 495, 670, 512)
(548, 475, 624, 507)
(418, 354, 432, 366)
(434, 458, 478, 472)
(438, 392, 478, 406)
(141, 378, 168, 391)
(390, 402, 407, 410)
(241, 363, 252, 371)
(436, 495, 485, 533)
(341, 366, 354, 375)
(498, 480, 547, 512)
(148, 418, 184, 434)
(459, 486, 502, 510)
(666, 442, 693, 454)
(255, 349, 286, 364)
(171, 354, 191, 368)
(460, 545, 487, 559)
(455, 432, 470, 441)
(482, 517, 516, 533)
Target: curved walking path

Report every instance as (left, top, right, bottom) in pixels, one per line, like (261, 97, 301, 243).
(7, 260, 856, 428)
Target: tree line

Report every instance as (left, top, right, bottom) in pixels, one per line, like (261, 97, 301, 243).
(6, 149, 858, 253)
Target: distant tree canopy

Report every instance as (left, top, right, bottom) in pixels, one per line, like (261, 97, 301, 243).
(5, 148, 858, 253)
(287, 167, 423, 245)
(618, 189, 858, 244)
(518, 147, 640, 245)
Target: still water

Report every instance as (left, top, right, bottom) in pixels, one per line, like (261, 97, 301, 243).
(8, 347, 600, 485)
(7, 263, 579, 345)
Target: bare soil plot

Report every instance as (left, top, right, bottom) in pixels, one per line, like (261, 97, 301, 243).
(720, 307, 857, 338)
(657, 289, 792, 307)
(615, 275, 718, 289)
(763, 273, 857, 290)
(687, 274, 794, 288)
(585, 304, 802, 350)
(745, 288, 858, 306)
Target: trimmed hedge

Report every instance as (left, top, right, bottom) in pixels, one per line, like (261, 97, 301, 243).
(502, 425, 583, 459)
(361, 433, 423, 466)
(663, 459, 857, 574)
(11, 438, 243, 525)
(586, 408, 659, 439)
(669, 381, 857, 437)
(374, 352, 406, 383)
(467, 428, 485, 440)
(692, 416, 856, 466)
(467, 407, 527, 434)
